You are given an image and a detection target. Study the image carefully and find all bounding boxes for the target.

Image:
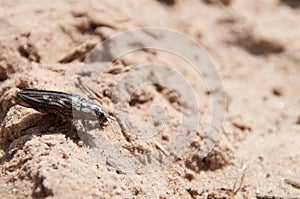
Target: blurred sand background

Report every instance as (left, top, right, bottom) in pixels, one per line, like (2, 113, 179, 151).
(0, 0, 300, 198)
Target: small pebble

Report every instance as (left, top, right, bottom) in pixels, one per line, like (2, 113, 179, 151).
(272, 87, 283, 96)
(77, 141, 84, 147)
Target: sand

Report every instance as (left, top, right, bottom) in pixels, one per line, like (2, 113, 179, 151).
(0, 0, 299, 198)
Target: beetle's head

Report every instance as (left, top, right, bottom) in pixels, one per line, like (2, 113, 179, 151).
(95, 107, 108, 124)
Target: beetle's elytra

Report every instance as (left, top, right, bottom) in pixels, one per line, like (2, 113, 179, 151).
(16, 89, 109, 124)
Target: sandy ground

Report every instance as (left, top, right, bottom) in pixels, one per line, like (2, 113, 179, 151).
(0, 0, 300, 198)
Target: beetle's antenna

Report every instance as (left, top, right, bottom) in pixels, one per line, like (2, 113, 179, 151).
(77, 78, 102, 104)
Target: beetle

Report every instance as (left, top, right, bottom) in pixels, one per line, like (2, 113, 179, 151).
(16, 89, 109, 124)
